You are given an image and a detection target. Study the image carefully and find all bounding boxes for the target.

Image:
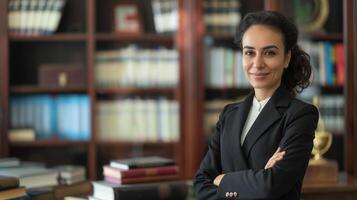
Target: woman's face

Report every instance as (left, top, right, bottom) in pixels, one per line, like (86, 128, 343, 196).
(241, 25, 291, 93)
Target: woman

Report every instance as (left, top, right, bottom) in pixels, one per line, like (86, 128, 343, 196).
(194, 11, 318, 200)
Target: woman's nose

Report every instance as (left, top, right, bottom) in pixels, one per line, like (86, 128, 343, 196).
(252, 55, 264, 68)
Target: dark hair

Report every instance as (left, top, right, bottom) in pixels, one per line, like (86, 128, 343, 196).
(235, 11, 312, 94)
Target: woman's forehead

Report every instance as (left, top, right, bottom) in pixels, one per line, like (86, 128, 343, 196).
(242, 25, 284, 48)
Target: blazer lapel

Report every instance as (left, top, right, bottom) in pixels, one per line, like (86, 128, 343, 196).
(242, 86, 292, 157)
(229, 93, 253, 169)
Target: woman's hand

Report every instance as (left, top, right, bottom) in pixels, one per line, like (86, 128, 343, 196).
(213, 174, 225, 186)
(264, 147, 285, 169)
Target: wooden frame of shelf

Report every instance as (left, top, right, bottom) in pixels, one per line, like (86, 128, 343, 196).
(9, 33, 87, 42)
(96, 141, 179, 147)
(0, 0, 9, 157)
(10, 86, 88, 94)
(96, 33, 174, 43)
(95, 87, 176, 96)
(9, 140, 89, 147)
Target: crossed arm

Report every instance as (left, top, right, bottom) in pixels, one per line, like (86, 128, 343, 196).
(213, 147, 286, 186)
(194, 105, 318, 200)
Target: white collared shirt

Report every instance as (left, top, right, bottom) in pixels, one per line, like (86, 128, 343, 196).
(240, 96, 271, 146)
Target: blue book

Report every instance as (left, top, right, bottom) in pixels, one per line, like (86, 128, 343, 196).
(324, 42, 333, 85)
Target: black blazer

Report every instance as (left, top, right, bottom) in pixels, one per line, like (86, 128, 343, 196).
(194, 86, 318, 200)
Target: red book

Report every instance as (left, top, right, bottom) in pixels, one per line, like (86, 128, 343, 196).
(103, 165, 179, 179)
(335, 43, 345, 86)
(104, 174, 180, 184)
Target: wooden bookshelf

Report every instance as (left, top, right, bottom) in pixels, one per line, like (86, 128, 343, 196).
(9, 140, 89, 147)
(95, 87, 176, 96)
(9, 33, 87, 42)
(300, 32, 343, 41)
(96, 33, 174, 44)
(10, 85, 87, 94)
(96, 141, 178, 147)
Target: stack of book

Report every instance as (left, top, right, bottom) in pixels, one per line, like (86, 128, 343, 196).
(0, 158, 58, 189)
(54, 165, 86, 185)
(104, 156, 179, 184)
(27, 181, 92, 200)
(0, 176, 26, 199)
(0, 165, 58, 189)
(91, 156, 187, 200)
(91, 180, 187, 200)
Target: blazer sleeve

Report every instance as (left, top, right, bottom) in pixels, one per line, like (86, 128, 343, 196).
(193, 105, 230, 200)
(216, 104, 318, 199)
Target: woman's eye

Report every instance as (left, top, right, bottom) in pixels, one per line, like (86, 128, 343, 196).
(244, 51, 255, 56)
(265, 51, 276, 56)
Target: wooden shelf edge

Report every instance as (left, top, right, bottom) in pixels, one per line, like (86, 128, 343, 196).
(95, 87, 176, 96)
(9, 140, 89, 147)
(10, 85, 88, 94)
(96, 33, 174, 43)
(300, 32, 343, 41)
(9, 33, 87, 42)
(205, 33, 235, 41)
(96, 141, 179, 147)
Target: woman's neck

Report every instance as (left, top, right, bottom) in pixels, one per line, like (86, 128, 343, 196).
(254, 84, 280, 101)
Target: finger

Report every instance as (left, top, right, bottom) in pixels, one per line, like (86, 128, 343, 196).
(265, 155, 284, 169)
(275, 147, 281, 153)
(271, 151, 285, 160)
(265, 159, 273, 169)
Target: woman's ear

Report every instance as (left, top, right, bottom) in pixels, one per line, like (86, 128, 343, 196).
(284, 50, 291, 68)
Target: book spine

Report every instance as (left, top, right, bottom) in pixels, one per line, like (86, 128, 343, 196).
(105, 174, 180, 185)
(114, 181, 188, 200)
(104, 165, 178, 179)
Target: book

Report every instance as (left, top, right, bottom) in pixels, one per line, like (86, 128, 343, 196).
(0, 176, 19, 190)
(105, 174, 180, 184)
(110, 156, 175, 170)
(103, 165, 178, 179)
(64, 197, 88, 200)
(8, 128, 36, 142)
(54, 165, 86, 179)
(92, 180, 188, 200)
(55, 181, 92, 200)
(0, 167, 58, 189)
(27, 181, 92, 200)
(0, 157, 20, 168)
(0, 187, 26, 199)
(27, 187, 55, 200)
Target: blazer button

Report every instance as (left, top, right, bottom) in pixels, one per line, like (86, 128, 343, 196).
(226, 192, 229, 197)
(233, 192, 237, 197)
(229, 192, 234, 197)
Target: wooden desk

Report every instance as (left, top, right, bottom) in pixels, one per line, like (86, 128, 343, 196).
(301, 174, 357, 200)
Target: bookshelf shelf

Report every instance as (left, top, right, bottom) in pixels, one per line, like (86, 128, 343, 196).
(9, 140, 89, 147)
(205, 87, 252, 96)
(95, 87, 176, 96)
(320, 85, 344, 94)
(205, 33, 235, 41)
(96, 33, 174, 44)
(10, 86, 87, 94)
(96, 141, 179, 147)
(9, 33, 87, 42)
(300, 32, 343, 41)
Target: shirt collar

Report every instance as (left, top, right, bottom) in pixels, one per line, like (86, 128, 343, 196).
(253, 96, 271, 112)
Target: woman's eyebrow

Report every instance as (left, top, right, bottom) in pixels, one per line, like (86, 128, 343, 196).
(243, 45, 279, 50)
